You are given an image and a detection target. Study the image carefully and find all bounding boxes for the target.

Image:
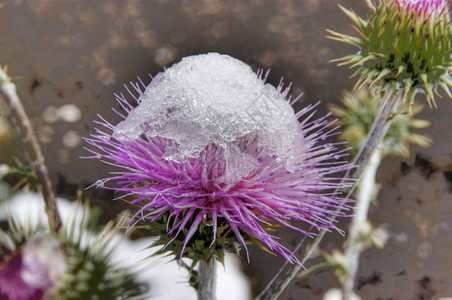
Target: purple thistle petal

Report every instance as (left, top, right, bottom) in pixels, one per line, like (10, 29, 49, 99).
(0, 253, 44, 300)
(396, 0, 449, 18)
(0, 233, 66, 300)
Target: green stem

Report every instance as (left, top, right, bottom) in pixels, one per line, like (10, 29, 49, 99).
(0, 66, 62, 231)
(197, 259, 217, 300)
(342, 147, 382, 299)
(255, 91, 401, 300)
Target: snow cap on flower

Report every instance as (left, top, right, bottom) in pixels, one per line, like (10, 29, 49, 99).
(84, 53, 354, 265)
(327, 0, 452, 106)
(113, 53, 303, 184)
(20, 233, 66, 291)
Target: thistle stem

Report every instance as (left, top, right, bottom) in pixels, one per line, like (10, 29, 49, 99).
(197, 259, 217, 300)
(256, 91, 402, 300)
(0, 66, 62, 231)
(342, 147, 382, 299)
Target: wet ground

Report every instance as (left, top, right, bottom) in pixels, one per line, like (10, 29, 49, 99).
(1, 1, 452, 299)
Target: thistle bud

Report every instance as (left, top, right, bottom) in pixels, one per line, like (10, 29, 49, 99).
(329, 88, 431, 158)
(328, 0, 452, 107)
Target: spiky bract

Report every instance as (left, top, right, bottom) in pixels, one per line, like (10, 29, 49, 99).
(327, 0, 452, 106)
(84, 55, 354, 265)
(137, 212, 242, 278)
(330, 88, 431, 158)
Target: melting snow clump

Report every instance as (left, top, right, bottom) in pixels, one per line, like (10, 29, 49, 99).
(113, 53, 303, 184)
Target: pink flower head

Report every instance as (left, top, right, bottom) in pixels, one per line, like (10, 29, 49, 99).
(84, 53, 353, 264)
(397, 0, 448, 16)
(0, 233, 65, 300)
(0, 253, 44, 300)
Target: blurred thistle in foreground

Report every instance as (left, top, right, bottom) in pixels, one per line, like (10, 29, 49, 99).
(327, 0, 452, 106)
(84, 53, 354, 266)
(0, 201, 145, 300)
(330, 88, 432, 158)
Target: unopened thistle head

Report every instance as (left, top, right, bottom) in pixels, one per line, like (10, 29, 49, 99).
(330, 88, 431, 158)
(327, 0, 452, 107)
(84, 53, 354, 265)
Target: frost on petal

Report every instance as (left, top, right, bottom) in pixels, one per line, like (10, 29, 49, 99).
(113, 53, 304, 184)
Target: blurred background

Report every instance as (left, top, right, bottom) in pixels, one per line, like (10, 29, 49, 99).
(1, 0, 452, 299)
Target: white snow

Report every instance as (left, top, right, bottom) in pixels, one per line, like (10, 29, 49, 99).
(21, 232, 66, 289)
(323, 288, 362, 300)
(114, 53, 303, 184)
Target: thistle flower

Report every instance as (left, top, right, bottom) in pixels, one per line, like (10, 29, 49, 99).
(330, 88, 431, 158)
(84, 53, 354, 265)
(327, 0, 452, 106)
(0, 200, 145, 300)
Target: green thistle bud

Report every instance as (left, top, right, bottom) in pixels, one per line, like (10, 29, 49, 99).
(330, 88, 431, 158)
(0, 201, 146, 300)
(327, 0, 452, 107)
